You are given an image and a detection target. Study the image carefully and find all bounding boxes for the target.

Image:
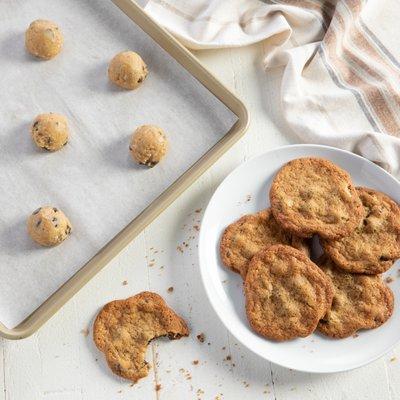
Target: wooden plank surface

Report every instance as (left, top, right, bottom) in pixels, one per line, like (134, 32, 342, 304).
(1, 43, 398, 400)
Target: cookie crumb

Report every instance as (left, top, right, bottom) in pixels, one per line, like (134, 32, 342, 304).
(167, 286, 174, 293)
(193, 225, 200, 231)
(352, 333, 359, 338)
(197, 333, 205, 343)
(80, 328, 89, 337)
(155, 384, 162, 391)
(177, 245, 183, 253)
(195, 208, 202, 213)
(385, 276, 394, 284)
(246, 194, 251, 202)
(390, 357, 397, 362)
(122, 280, 128, 286)
(192, 360, 199, 365)
(179, 368, 192, 380)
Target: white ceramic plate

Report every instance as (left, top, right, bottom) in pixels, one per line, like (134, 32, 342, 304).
(199, 144, 400, 373)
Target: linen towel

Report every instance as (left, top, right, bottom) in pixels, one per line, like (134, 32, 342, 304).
(145, 0, 400, 176)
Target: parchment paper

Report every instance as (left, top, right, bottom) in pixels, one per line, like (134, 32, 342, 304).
(0, 0, 237, 328)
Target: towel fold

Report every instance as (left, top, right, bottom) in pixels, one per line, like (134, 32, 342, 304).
(145, 0, 400, 176)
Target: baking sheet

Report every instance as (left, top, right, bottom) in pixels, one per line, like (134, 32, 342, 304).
(0, 0, 237, 328)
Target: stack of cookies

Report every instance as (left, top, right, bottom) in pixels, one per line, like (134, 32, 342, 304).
(220, 158, 399, 340)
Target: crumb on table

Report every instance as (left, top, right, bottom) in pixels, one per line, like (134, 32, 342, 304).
(197, 333, 205, 343)
(80, 328, 89, 337)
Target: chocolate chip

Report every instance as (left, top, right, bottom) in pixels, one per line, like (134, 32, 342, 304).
(137, 77, 143, 83)
(33, 121, 39, 129)
(32, 207, 41, 215)
(52, 217, 57, 222)
(36, 220, 42, 227)
(53, 208, 58, 212)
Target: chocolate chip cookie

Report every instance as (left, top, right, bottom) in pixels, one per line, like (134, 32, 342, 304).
(93, 292, 189, 383)
(270, 158, 363, 239)
(220, 209, 309, 278)
(322, 187, 400, 274)
(245, 245, 333, 341)
(317, 256, 394, 338)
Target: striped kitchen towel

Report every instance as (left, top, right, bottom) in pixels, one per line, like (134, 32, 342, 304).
(145, 0, 400, 176)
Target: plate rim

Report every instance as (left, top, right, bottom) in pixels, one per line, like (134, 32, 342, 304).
(199, 143, 400, 373)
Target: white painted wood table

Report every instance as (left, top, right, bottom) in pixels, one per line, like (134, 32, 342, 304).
(2, 43, 400, 400)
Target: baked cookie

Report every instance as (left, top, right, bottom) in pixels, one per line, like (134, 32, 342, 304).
(93, 292, 189, 383)
(270, 158, 363, 239)
(108, 51, 148, 90)
(220, 209, 309, 278)
(129, 125, 168, 167)
(245, 245, 333, 341)
(317, 256, 394, 338)
(27, 206, 72, 247)
(31, 113, 69, 151)
(322, 187, 400, 274)
(25, 19, 63, 60)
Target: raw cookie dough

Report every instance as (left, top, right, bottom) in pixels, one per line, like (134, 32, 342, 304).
(25, 19, 63, 60)
(129, 125, 168, 167)
(108, 51, 148, 90)
(31, 113, 69, 151)
(27, 206, 72, 247)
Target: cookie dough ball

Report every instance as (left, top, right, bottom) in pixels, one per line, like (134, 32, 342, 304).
(27, 206, 72, 247)
(108, 51, 148, 90)
(25, 19, 63, 60)
(129, 125, 168, 167)
(31, 113, 69, 151)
